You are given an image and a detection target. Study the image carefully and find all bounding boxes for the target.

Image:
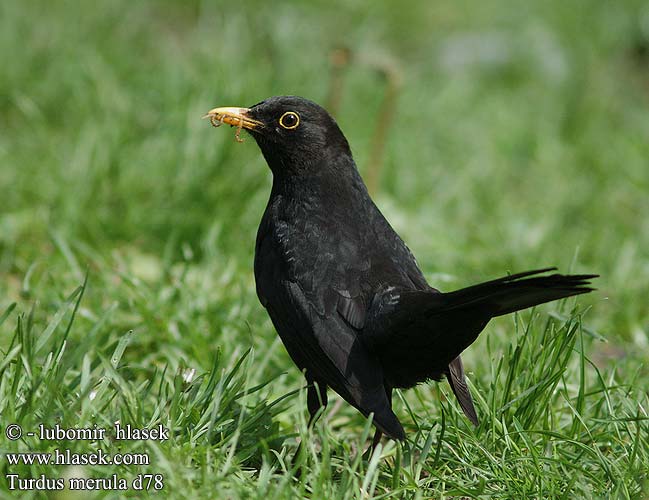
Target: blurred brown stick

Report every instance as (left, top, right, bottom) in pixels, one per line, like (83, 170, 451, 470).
(326, 47, 403, 196)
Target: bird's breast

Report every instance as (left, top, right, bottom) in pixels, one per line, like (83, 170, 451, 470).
(255, 195, 365, 300)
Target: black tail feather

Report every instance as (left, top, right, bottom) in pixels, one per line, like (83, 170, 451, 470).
(444, 268, 598, 317)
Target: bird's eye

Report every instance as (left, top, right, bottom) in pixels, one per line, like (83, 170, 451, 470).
(279, 111, 300, 130)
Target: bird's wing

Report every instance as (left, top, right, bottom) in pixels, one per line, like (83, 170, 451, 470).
(265, 278, 405, 439)
(335, 290, 367, 329)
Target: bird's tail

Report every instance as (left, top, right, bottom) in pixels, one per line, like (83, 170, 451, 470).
(441, 267, 597, 318)
(368, 267, 598, 406)
(438, 267, 596, 425)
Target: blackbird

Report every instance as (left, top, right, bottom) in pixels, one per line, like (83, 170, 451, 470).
(204, 95, 597, 444)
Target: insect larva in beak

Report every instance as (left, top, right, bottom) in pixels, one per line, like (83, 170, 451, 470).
(234, 120, 244, 142)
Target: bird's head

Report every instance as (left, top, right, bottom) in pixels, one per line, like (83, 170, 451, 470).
(204, 96, 352, 178)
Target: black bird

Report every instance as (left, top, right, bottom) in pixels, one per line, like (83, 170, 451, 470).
(204, 96, 597, 444)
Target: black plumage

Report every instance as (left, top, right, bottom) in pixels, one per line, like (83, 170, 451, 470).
(204, 96, 597, 442)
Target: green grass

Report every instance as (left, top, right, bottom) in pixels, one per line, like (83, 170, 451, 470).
(1, 0, 648, 498)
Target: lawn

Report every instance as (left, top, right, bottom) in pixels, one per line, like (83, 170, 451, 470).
(1, 0, 648, 498)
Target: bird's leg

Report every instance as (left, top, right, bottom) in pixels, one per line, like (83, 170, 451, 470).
(307, 379, 328, 427)
(370, 429, 383, 451)
(292, 378, 328, 473)
(362, 427, 383, 461)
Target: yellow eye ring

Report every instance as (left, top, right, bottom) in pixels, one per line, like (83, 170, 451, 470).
(279, 111, 300, 130)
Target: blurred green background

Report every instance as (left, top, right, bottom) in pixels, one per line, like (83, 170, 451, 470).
(1, 0, 648, 498)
